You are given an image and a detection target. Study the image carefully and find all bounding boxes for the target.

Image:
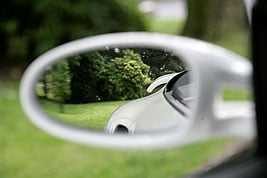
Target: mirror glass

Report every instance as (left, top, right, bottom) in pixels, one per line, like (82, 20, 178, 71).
(35, 47, 193, 134)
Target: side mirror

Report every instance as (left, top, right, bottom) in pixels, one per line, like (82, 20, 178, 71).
(20, 32, 255, 149)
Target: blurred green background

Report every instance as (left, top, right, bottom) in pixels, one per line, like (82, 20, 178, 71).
(0, 0, 250, 177)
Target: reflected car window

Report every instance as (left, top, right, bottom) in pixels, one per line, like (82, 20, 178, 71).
(164, 71, 194, 110)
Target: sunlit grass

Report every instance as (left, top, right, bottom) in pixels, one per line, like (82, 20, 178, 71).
(223, 88, 252, 101)
(213, 30, 250, 58)
(0, 80, 238, 178)
(146, 17, 185, 35)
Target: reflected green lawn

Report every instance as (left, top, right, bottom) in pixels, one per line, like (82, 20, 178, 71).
(39, 99, 128, 130)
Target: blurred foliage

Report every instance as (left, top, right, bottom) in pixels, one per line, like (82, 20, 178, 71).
(183, 0, 248, 41)
(0, 0, 146, 69)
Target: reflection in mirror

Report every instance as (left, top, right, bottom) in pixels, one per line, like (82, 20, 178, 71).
(35, 47, 192, 134)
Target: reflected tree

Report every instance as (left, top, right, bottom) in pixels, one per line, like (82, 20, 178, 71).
(68, 49, 151, 103)
(69, 52, 105, 103)
(98, 49, 151, 101)
(37, 48, 185, 105)
(135, 48, 186, 79)
(37, 61, 71, 113)
(50, 61, 71, 113)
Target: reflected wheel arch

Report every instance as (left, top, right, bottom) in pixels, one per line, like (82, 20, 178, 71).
(114, 125, 129, 134)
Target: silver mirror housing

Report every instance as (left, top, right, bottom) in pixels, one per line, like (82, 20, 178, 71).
(20, 32, 255, 149)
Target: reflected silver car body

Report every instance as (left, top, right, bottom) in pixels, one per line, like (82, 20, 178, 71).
(105, 72, 191, 134)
